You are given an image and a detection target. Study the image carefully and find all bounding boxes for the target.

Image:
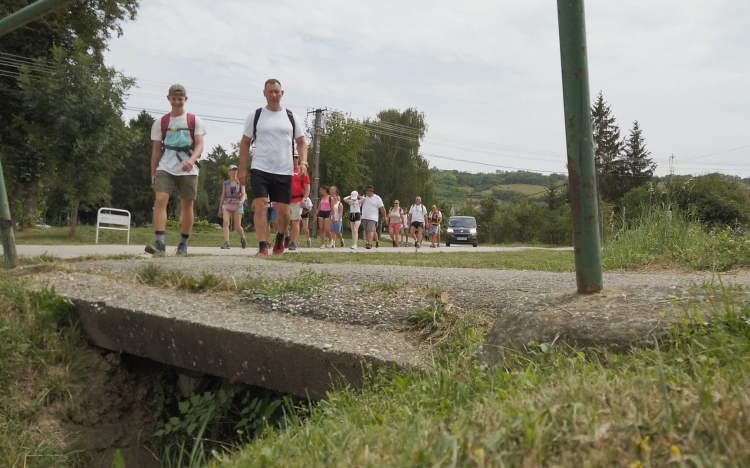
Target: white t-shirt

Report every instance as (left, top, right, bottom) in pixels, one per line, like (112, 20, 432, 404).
(243, 107, 305, 176)
(332, 201, 342, 222)
(409, 204, 428, 224)
(346, 198, 361, 214)
(360, 194, 384, 221)
(151, 114, 207, 176)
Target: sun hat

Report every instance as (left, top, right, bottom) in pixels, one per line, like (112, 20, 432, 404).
(228, 165, 238, 170)
(350, 190, 359, 199)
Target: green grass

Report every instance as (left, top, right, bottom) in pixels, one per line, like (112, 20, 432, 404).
(0, 277, 89, 467)
(15, 223, 256, 248)
(267, 250, 576, 272)
(480, 183, 546, 197)
(217, 283, 750, 467)
(604, 209, 750, 271)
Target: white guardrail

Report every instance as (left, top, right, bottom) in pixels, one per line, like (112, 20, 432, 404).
(95, 208, 131, 244)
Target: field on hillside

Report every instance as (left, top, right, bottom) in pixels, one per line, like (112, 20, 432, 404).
(479, 183, 546, 197)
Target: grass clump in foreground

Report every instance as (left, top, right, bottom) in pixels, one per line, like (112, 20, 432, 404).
(0, 278, 87, 467)
(267, 249, 576, 272)
(218, 286, 750, 467)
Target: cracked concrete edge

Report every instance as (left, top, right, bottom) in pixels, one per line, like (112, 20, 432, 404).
(30, 272, 426, 399)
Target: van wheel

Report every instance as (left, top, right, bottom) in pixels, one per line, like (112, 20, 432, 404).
(445, 242, 451, 247)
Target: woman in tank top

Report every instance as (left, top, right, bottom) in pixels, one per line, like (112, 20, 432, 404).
(315, 186, 333, 249)
(387, 200, 403, 247)
(217, 165, 247, 249)
(343, 190, 363, 250)
(329, 186, 345, 248)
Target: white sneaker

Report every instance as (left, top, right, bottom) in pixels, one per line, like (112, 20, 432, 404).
(351, 245, 358, 250)
(319, 244, 326, 249)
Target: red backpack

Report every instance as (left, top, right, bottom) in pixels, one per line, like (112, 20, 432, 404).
(160, 113, 196, 162)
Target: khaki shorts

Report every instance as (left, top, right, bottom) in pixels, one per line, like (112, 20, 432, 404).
(290, 202, 302, 221)
(154, 171, 198, 200)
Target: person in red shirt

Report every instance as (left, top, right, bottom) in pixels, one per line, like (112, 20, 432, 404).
(289, 151, 311, 250)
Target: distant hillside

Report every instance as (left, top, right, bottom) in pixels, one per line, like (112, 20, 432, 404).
(431, 169, 566, 205)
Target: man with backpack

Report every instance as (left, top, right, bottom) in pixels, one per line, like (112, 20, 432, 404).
(238, 79, 308, 257)
(146, 84, 206, 255)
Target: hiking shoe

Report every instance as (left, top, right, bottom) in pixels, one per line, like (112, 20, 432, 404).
(255, 243, 269, 257)
(375, 241, 379, 248)
(366, 244, 372, 250)
(340, 241, 344, 248)
(221, 241, 230, 250)
(145, 241, 166, 255)
(241, 237, 247, 249)
(306, 238, 312, 248)
(289, 242, 298, 251)
(284, 235, 291, 249)
(176, 243, 188, 255)
(393, 241, 397, 247)
(273, 233, 285, 255)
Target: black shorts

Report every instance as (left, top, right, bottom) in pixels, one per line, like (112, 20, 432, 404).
(250, 169, 292, 204)
(318, 210, 331, 219)
(301, 211, 310, 220)
(349, 212, 361, 223)
(411, 221, 424, 229)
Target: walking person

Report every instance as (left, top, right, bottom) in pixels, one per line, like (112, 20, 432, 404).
(289, 151, 310, 251)
(360, 185, 386, 250)
(238, 79, 308, 256)
(408, 196, 428, 248)
(401, 207, 410, 247)
(146, 84, 206, 256)
(315, 186, 333, 249)
(427, 205, 442, 248)
(387, 200, 403, 247)
(330, 186, 345, 248)
(217, 165, 247, 249)
(343, 191, 362, 250)
(301, 197, 313, 247)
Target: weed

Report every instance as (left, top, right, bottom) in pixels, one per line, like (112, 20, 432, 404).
(136, 263, 165, 285)
(360, 281, 401, 294)
(17, 252, 62, 266)
(241, 270, 331, 299)
(135, 265, 234, 293)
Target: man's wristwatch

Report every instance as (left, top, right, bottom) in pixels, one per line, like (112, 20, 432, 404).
(299, 161, 308, 166)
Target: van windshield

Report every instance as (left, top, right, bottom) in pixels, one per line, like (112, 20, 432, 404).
(449, 218, 476, 228)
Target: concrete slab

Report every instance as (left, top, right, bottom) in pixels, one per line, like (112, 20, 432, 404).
(34, 272, 425, 399)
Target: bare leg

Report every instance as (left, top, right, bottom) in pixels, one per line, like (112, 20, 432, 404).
(153, 192, 169, 231)
(253, 198, 269, 244)
(291, 219, 301, 244)
(223, 210, 231, 242)
(275, 203, 290, 237)
(234, 212, 245, 238)
(303, 219, 310, 241)
(181, 199, 194, 235)
(351, 220, 360, 246)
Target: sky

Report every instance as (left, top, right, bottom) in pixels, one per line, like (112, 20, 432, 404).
(106, 0, 750, 178)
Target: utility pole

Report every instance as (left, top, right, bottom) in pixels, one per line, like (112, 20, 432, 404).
(310, 109, 323, 237)
(556, 0, 603, 293)
(0, 0, 75, 269)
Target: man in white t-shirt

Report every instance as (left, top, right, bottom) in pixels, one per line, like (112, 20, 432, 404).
(238, 79, 309, 257)
(408, 196, 428, 248)
(360, 185, 386, 250)
(146, 84, 206, 256)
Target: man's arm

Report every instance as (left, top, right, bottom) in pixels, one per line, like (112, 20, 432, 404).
(238, 135, 253, 185)
(380, 206, 387, 223)
(182, 134, 205, 172)
(303, 182, 310, 200)
(296, 136, 309, 177)
(151, 141, 161, 185)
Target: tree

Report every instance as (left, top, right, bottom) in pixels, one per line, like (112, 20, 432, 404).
(0, 0, 138, 225)
(591, 92, 622, 203)
(318, 111, 371, 195)
(619, 120, 655, 194)
(20, 44, 134, 236)
(544, 184, 567, 211)
(110, 111, 155, 226)
(364, 108, 434, 206)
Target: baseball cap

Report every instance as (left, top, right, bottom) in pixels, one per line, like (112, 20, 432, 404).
(350, 190, 358, 199)
(365, 185, 374, 191)
(228, 165, 238, 170)
(168, 84, 187, 97)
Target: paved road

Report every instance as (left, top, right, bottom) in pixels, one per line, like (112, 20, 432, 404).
(8, 243, 572, 259)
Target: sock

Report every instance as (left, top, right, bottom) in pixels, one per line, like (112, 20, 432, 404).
(179, 233, 189, 246)
(259, 241, 268, 250)
(155, 231, 165, 244)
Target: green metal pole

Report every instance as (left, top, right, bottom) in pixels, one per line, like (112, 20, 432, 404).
(0, 154, 18, 269)
(556, 0, 603, 293)
(0, 0, 75, 37)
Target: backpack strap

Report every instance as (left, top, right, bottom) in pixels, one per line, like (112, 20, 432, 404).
(160, 114, 171, 157)
(187, 113, 196, 147)
(286, 109, 296, 157)
(252, 108, 263, 141)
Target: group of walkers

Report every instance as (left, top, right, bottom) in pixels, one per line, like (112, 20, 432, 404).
(145, 79, 443, 257)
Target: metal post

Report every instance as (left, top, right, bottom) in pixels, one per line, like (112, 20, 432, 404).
(557, 0, 603, 293)
(0, 0, 75, 37)
(310, 109, 323, 238)
(0, 153, 18, 269)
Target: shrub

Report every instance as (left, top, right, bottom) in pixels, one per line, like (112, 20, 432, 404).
(670, 173, 750, 226)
